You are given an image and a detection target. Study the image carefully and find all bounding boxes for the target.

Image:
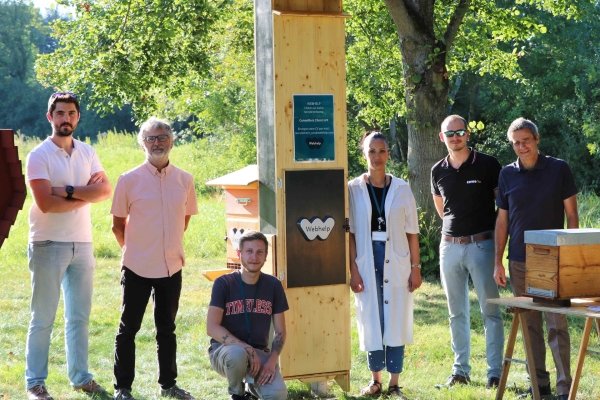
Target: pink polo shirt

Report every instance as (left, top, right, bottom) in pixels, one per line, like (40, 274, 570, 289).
(110, 161, 198, 278)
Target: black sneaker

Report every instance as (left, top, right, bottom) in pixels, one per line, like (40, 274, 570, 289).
(517, 384, 552, 398)
(486, 376, 500, 389)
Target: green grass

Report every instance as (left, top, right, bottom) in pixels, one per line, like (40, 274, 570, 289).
(2, 133, 600, 399)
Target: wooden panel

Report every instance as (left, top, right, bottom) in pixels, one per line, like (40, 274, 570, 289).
(225, 188, 259, 217)
(201, 269, 234, 281)
(525, 244, 559, 293)
(558, 244, 600, 298)
(226, 218, 260, 262)
(273, 0, 341, 12)
(262, 234, 277, 277)
(488, 297, 600, 319)
(273, 15, 348, 172)
(273, 14, 349, 291)
(284, 169, 346, 287)
(279, 284, 350, 377)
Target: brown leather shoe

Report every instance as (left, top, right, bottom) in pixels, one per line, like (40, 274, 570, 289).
(444, 374, 471, 386)
(73, 379, 107, 394)
(27, 385, 54, 400)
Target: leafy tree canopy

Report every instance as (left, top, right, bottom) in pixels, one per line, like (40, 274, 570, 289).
(36, 0, 216, 118)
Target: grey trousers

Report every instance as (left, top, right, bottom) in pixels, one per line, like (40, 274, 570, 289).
(509, 260, 572, 395)
(209, 343, 287, 400)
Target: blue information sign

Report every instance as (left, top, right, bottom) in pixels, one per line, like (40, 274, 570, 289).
(293, 94, 335, 162)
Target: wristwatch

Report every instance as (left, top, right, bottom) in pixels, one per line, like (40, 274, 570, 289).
(66, 185, 75, 200)
(411, 263, 422, 269)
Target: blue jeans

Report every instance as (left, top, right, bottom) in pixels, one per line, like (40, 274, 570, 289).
(25, 241, 95, 390)
(439, 237, 503, 378)
(367, 241, 405, 374)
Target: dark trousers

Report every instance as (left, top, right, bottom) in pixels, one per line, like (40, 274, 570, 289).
(114, 267, 182, 390)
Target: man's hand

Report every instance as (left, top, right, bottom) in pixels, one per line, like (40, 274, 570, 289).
(494, 263, 507, 287)
(350, 270, 364, 293)
(408, 267, 422, 292)
(256, 354, 277, 386)
(87, 171, 105, 185)
(245, 346, 262, 378)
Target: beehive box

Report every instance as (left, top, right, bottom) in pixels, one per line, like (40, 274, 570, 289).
(525, 228, 600, 300)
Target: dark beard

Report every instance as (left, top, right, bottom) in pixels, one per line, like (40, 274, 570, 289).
(56, 125, 74, 137)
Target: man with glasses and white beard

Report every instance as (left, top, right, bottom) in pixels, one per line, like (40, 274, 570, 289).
(25, 92, 112, 399)
(110, 117, 198, 400)
(431, 115, 504, 390)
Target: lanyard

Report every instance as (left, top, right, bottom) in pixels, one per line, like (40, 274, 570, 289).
(367, 175, 387, 231)
(238, 272, 261, 345)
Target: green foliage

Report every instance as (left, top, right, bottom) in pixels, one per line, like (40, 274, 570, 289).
(417, 210, 442, 278)
(36, 0, 216, 118)
(0, 1, 136, 139)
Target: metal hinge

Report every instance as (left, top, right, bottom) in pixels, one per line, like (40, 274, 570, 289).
(278, 270, 285, 281)
(342, 218, 350, 232)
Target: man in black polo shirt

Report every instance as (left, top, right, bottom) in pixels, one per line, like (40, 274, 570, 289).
(494, 117, 578, 400)
(431, 115, 504, 390)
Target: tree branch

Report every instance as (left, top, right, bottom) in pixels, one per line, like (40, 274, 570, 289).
(382, 0, 417, 39)
(444, 0, 471, 50)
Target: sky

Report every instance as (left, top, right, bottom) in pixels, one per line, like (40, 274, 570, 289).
(30, 0, 73, 16)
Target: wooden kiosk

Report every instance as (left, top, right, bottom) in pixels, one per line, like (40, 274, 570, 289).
(253, 0, 351, 392)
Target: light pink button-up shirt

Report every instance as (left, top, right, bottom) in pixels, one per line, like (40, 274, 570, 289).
(111, 161, 198, 278)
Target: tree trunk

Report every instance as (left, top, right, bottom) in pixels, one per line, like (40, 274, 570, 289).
(382, 0, 471, 218)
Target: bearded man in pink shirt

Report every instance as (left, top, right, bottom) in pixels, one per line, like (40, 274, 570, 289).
(110, 117, 199, 400)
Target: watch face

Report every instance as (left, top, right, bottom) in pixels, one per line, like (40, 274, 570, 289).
(66, 185, 74, 193)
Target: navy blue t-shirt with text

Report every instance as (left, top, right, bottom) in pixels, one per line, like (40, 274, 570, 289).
(210, 271, 289, 350)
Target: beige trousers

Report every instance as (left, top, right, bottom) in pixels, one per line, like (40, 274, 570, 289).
(509, 260, 572, 395)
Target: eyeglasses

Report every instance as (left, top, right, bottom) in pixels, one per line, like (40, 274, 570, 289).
(143, 134, 170, 143)
(443, 129, 467, 137)
(50, 92, 78, 100)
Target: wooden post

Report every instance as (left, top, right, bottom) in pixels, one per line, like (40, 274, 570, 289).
(254, 0, 351, 392)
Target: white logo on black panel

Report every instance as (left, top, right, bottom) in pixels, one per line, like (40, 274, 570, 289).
(297, 217, 335, 241)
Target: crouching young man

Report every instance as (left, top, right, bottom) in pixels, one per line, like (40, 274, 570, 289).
(206, 231, 288, 400)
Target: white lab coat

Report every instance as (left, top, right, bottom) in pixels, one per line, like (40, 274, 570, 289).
(349, 174, 419, 351)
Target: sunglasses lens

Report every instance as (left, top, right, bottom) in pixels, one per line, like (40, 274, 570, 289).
(444, 130, 467, 137)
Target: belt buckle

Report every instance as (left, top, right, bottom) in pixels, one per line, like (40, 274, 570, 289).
(458, 236, 468, 245)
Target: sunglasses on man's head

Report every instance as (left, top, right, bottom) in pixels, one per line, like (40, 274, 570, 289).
(443, 129, 467, 137)
(50, 92, 78, 100)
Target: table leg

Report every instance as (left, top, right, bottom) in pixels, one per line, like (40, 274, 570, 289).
(569, 317, 594, 400)
(518, 312, 541, 400)
(497, 312, 521, 400)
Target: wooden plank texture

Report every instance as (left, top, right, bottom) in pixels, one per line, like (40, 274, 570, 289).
(488, 297, 600, 318)
(558, 244, 600, 298)
(279, 284, 350, 377)
(225, 188, 259, 216)
(526, 244, 558, 293)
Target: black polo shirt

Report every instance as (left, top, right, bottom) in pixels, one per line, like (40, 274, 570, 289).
(496, 153, 578, 262)
(431, 149, 501, 237)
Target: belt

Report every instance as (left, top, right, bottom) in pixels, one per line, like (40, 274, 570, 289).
(442, 231, 493, 245)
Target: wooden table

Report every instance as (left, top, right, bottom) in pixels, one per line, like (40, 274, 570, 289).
(488, 297, 600, 400)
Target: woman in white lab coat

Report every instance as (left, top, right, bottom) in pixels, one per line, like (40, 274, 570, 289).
(349, 131, 421, 398)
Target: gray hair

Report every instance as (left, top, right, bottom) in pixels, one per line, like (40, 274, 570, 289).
(137, 117, 174, 145)
(507, 118, 539, 141)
